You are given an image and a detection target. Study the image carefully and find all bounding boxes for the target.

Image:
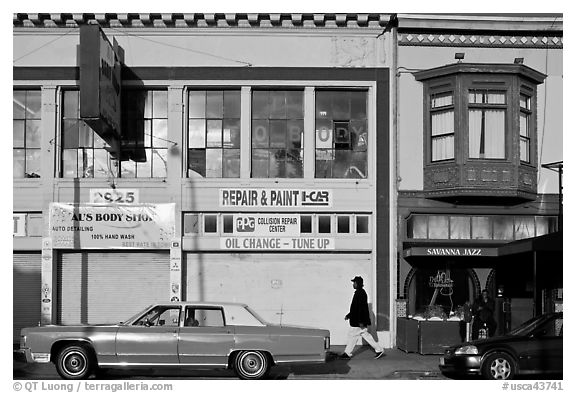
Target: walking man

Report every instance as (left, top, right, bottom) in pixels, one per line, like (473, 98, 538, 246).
(341, 276, 384, 359)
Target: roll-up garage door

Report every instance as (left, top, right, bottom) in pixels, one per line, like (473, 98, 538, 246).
(185, 253, 373, 344)
(13, 253, 42, 344)
(58, 252, 169, 325)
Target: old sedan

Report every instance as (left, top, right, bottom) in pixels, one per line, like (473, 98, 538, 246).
(439, 312, 562, 380)
(17, 302, 330, 380)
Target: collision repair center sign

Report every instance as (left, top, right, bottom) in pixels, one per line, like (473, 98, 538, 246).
(49, 203, 175, 249)
(219, 189, 332, 208)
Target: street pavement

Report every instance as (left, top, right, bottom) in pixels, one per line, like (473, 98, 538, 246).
(14, 345, 446, 380)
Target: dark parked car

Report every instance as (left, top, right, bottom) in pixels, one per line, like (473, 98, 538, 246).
(439, 312, 562, 380)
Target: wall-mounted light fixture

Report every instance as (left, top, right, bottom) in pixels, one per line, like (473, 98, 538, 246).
(454, 53, 465, 62)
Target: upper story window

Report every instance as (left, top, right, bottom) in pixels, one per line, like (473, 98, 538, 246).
(315, 90, 368, 178)
(414, 63, 546, 201)
(251, 90, 304, 178)
(13, 90, 41, 178)
(430, 92, 454, 161)
(468, 90, 507, 159)
(61, 90, 117, 178)
(188, 90, 241, 178)
(121, 90, 168, 178)
(519, 93, 532, 163)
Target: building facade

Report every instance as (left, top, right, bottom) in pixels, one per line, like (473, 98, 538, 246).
(392, 14, 563, 346)
(13, 13, 394, 346)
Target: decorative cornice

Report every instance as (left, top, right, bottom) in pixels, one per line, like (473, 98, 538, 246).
(399, 32, 563, 49)
(13, 13, 391, 29)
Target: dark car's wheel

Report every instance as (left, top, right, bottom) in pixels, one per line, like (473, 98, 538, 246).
(482, 352, 516, 380)
(234, 350, 270, 380)
(55, 344, 93, 380)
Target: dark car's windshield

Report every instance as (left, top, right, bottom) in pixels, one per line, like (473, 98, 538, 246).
(507, 314, 561, 336)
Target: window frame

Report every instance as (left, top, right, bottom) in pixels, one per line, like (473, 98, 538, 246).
(13, 88, 42, 179)
(519, 90, 534, 164)
(429, 90, 455, 162)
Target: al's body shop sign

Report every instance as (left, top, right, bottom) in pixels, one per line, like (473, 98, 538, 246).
(49, 203, 175, 249)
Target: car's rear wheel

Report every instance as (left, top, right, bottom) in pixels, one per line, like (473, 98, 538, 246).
(233, 350, 270, 380)
(482, 352, 516, 380)
(55, 344, 93, 380)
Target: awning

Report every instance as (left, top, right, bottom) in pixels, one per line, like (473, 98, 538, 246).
(498, 231, 562, 256)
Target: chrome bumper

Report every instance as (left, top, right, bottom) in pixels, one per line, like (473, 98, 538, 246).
(14, 348, 50, 364)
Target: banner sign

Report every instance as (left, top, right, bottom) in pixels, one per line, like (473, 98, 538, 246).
(219, 189, 332, 208)
(403, 247, 497, 258)
(221, 237, 335, 250)
(233, 214, 300, 236)
(90, 189, 139, 204)
(49, 203, 175, 249)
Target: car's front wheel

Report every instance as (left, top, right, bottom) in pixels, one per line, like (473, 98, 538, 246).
(482, 352, 516, 380)
(233, 350, 270, 380)
(55, 344, 93, 380)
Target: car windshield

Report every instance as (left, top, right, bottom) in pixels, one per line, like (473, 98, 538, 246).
(244, 306, 268, 325)
(507, 315, 548, 336)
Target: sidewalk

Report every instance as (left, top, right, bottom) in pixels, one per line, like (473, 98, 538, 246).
(14, 345, 445, 380)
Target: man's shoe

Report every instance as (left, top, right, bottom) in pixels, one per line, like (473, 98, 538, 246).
(339, 353, 351, 359)
(375, 351, 384, 359)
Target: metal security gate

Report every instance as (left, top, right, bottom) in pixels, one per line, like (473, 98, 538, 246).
(185, 253, 373, 344)
(13, 253, 42, 344)
(58, 252, 169, 325)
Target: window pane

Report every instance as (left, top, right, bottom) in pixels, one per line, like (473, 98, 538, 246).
(315, 150, 333, 178)
(450, 216, 471, 239)
(287, 120, 303, 149)
(13, 149, 25, 178)
(13, 120, 25, 148)
(206, 91, 223, 118)
(136, 149, 152, 178)
(432, 135, 454, 161)
(350, 91, 367, 120)
(189, 119, 206, 148)
(269, 149, 286, 178)
(316, 119, 333, 149)
(121, 160, 136, 178)
(270, 120, 286, 148)
(487, 92, 506, 104)
(520, 94, 531, 110)
(337, 216, 350, 233)
(252, 149, 268, 178)
(204, 215, 217, 233)
(286, 149, 303, 178)
(223, 215, 233, 233)
(25, 150, 41, 178)
(484, 110, 505, 158)
(188, 149, 206, 177)
(431, 110, 454, 135)
(223, 90, 240, 118)
(63, 90, 79, 118)
(428, 216, 449, 239)
(472, 216, 492, 239)
(13, 91, 26, 119)
(61, 149, 77, 178)
(286, 90, 303, 118)
(206, 149, 223, 178)
(188, 91, 206, 118)
(223, 120, 240, 149)
(350, 120, 367, 151)
(153, 120, 168, 148)
(332, 91, 351, 119)
(318, 216, 331, 233)
(153, 91, 168, 118)
(356, 216, 369, 234)
(407, 215, 427, 239)
(26, 91, 41, 119)
(206, 120, 222, 148)
(144, 91, 153, 118)
(520, 113, 529, 137)
(93, 149, 110, 178)
(152, 149, 168, 178)
(252, 91, 268, 119)
(300, 215, 312, 233)
(493, 216, 514, 240)
(269, 91, 286, 119)
(222, 149, 240, 178)
(431, 93, 453, 108)
(252, 120, 269, 148)
(184, 214, 200, 234)
(536, 216, 555, 236)
(520, 139, 529, 162)
(514, 216, 535, 240)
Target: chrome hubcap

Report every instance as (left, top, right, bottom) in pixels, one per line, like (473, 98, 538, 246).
(241, 353, 264, 375)
(490, 358, 511, 379)
(63, 351, 87, 376)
